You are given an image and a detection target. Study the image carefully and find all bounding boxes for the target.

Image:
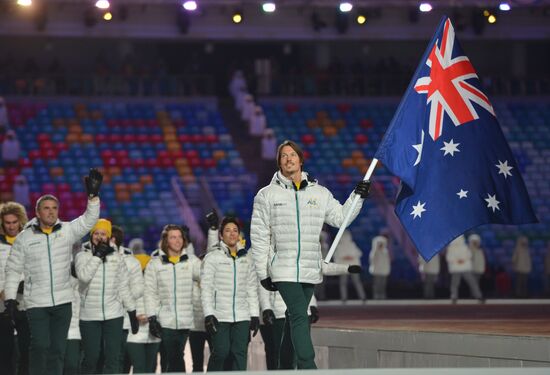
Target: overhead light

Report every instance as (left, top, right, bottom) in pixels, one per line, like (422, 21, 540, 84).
(232, 11, 242, 24)
(488, 14, 496, 23)
(17, 0, 32, 6)
(339, 2, 353, 12)
(499, 2, 511, 11)
(356, 14, 366, 25)
(95, 0, 110, 10)
(483, 9, 490, 16)
(183, 1, 197, 11)
(262, 2, 276, 13)
(419, 3, 432, 12)
(103, 11, 113, 21)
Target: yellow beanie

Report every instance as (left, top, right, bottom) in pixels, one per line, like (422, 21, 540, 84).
(91, 219, 112, 238)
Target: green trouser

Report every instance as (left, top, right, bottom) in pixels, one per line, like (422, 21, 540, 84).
(127, 342, 160, 374)
(118, 330, 130, 373)
(15, 310, 31, 375)
(26, 303, 72, 375)
(207, 321, 250, 372)
(79, 317, 124, 374)
(161, 328, 189, 372)
(259, 319, 285, 370)
(189, 331, 211, 372)
(63, 339, 81, 375)
(276, 282, 316, 369)
(0, 313, 15, 375)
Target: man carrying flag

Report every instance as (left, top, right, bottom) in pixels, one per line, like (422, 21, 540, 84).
(373, 17, 537, 261)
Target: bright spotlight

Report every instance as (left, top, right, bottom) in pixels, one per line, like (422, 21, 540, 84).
(262, 2, 276, 13)
(103, 11, 112, 21)
(183, 1, 197, 11)
(419, 3, 432, 12)
(488, 14, 496, 23)
(17, 0, 32, 6)
(232, 13, 242, 24)
(339, 2, 353, 13)
(356, 15, 366, 24)
(95, 0, 110, 10)
(499, 3, 511, 11)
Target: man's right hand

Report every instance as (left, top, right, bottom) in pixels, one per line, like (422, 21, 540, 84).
(205, 211, 219, 230)
(4, 299, 18, 322)
(260, 277, 278, 291)
(204, 315, 219, 336)
(84, 168, 103, 199)
(148, 316, 162, 339)
(262, 309, 276, 326)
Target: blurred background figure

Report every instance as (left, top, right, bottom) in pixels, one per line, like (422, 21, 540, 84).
(13, 175, 30, 209)
(1, 129, 20, 167)
(335, 230, 366, 303)
(512, 235, 532, 298)
(468, 234, 486, 285)
(445, 235, 483, 304)
(368, 235, 391, 300)
(418, 253, 440, 299)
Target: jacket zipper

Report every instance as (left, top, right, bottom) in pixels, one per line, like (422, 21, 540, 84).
(232, 257, 236, 322)
(102, 262, 106, 320)
(295, 190, 301, 282)
(173, 265, 178, 329)
(46, 234, 55, 305)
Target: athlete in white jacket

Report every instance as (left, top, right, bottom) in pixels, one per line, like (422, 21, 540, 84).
(144, 224, 201, 372)
(445, 235, 484, 303)
(4, 168, 102, 375)
(75, 219, 138, 374)
(250, 140, 370, 369)
(201, 216, 259, 372)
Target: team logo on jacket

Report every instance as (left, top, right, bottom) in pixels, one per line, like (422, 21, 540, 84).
(273, 202, 286, 207)
(306, 198, 318, 207)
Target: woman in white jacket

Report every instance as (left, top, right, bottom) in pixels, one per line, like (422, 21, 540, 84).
(201, 217, 259, 372)
(445, 235, 483, 304)
(75, 219, 138, 374)
(368, 236, 391, 300)
(144, 224, 201, 372)
(335, 230, 366, 302)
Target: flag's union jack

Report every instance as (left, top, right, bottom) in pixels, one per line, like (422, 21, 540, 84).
(414, 19, 495, 141)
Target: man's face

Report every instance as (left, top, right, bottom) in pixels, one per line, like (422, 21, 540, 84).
(36, 199, 59, 228)
(279, 145, 301, 177)
(221, 223, 240, 248)
(91, 229, 109, 246)
(166, 230, 184, 254)
(2, 214, 21, 237)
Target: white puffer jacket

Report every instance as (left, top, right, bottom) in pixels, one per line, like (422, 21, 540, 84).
(144, 249, 201, 330)
(75, 241, 136, 321)
(0, 237, 11, 313)
(445, 235, 473, 273)
(67, 276, 81, 340)
(368, 236, 391, 276)
(251, 171, 363, 284)
(127, 296, 161, 344)
(191, 280, 205, 332)
(119, 247, 144, 330)
(201, 241, 259, 323)
(4, 199, 100, 308)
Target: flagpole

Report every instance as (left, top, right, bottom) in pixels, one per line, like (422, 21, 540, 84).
(324, 158, 379, 264)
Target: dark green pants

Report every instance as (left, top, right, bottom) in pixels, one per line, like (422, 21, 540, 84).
(63, 339, 81, 375)
(259, 318, 285, 370)
(127, 342, 160, 374)
(161, 328, 189, 372)
(207, 321, 249, 372)
(189, 331, 211, 372)
(14, 310, 31, 375)
(118, 330, 130, 374)
(276, 282, 316, 369)
(26, 303, 72, 375)
(0, 313, 15, 375)
(79, 317, 124, 374)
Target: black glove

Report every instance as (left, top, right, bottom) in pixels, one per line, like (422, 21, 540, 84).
(93, 241, 114, 261)
(148, 316, 162, 339)
(250, 316, 260, 337)
(128, 310, 139, 335)
(348, 265, 362, 274)
(262, 309, 276, 326)
(205, 211, 219, 230)
(17, 281, 24, 294)
(260, 278, 278, 291)
(84, 168, 103, 199)
(354, 180, 371, 198)
(4, 299, 18, 322)
(309, 306, 320, 324)
(204, 315, 219, 336)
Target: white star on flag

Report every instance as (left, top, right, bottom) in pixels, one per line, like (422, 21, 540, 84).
(457, 189, 468, 199)
(412, 130, 425, 166)
(440, 139, 460, 156)
(495, 160, 513, 179)
(485, 194, 501, 212)
(410, 201, 427, 219)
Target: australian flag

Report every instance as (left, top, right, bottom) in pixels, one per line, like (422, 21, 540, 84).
(374, 17, 538, 261)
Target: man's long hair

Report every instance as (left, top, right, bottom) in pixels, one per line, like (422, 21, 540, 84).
(159, 224, 188, 254)
(0, 201, 29, 235)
